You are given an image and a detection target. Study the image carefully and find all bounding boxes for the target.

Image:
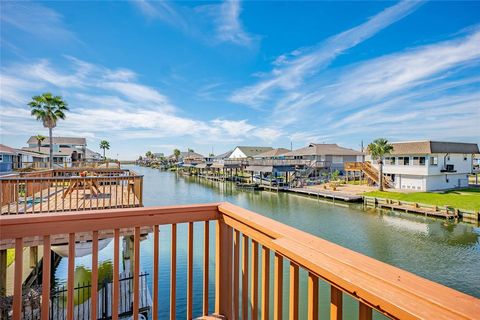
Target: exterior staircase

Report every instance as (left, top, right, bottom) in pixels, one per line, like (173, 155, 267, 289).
(345, 161, 393, 189)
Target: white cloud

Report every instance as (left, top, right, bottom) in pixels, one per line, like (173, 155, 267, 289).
(214, 0, 255, 46)
(132, 0, 257, 47)
(230, 0, 423, 106)
(0, 57, 283, 151)
(0, 1, 75, 41)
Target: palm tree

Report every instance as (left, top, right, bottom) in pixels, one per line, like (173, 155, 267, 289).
(99, 140, 110, 160)
(29, 93, 69, 168)
(173, 149, 181, 161)
(367, 138, 394, 191)
(34, 135, 46, 152)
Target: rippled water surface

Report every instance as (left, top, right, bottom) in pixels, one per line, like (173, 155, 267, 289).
(54, 166, 480, 318)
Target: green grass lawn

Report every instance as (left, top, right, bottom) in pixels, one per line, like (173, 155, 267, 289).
(363, 187, 480, 211)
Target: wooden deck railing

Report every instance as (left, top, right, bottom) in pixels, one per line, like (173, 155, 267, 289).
(0, 203, 478, 319)
(0, 169, 143, 214)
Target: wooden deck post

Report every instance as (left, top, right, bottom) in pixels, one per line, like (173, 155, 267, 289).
(215, 218, 233, 318)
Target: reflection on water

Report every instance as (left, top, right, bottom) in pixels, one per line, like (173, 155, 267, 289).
(53, 166, 480, 318)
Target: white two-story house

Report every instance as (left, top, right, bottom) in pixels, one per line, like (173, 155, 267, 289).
(375, 141, 479, 191)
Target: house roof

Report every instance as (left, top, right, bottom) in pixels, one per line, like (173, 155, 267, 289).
(214, 150, 233, 159)
(0, 144, 17, 155)
(254, 148, 290, 159)
(232, 146, 274, 158)
(15, 149, 49, 158)
(390, 141, 480, 155)
(27, 136, 87, 145)
(21, 146, 79, 157)
(284, 143, 363, 157)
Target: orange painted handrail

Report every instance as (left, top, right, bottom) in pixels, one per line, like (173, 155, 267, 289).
(0, 203, 478, 319)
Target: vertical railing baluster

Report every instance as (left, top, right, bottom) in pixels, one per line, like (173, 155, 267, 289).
(54, 178, 58, 212)
(330, 286, 343, 320)
(13, 238, 23, 319)
(127, 177, 131, 207)
(242, 235, 249, 320)
(113, 229, 120, 319)
(67, 233, 75, 320)
(133, 227, 141, 320)
(359, 302, 373, 320)
(121, 178, 124, 208)
(187, 222, 194, 319)
(16, 179, 19, 214)
(203, 221, 209, 316)
(261, 246, 270, 320)
(251, 240, 259, 320)
(233, 230, 240, 320)
(274, 253, 283, 320)
(289, 262, 299, 320)
(170, 224, 177, 320)
(92, 230, 98, 320)
(24, 180, 28, 214)
(307, 272, 319, 320)
(42, 236, 51, 320)
(215, 219, 233, 319)
(40, 179, 43, 213)
(153, 225, 159, 320)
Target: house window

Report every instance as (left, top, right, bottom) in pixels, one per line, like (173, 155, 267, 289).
(0, 155, 3, 162)
(430, 156, 438, 166)
(384, 157, 395, 165)
(413, 156, 426, 165)
(398, 157, 410, 165)
(332, 156, 343, 163)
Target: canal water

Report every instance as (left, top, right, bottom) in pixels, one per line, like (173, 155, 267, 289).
(53, 165, 480, 319)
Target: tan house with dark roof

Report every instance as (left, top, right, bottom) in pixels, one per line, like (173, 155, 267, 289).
(372, 140, 479, 191)
(284, 143, 364, 171)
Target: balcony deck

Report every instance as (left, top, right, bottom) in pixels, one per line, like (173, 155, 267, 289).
(0, 203, 478, 320)
(0, 168, 143, 215)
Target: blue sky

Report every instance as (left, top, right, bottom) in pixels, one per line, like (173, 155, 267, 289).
(1, 0, 479, 159)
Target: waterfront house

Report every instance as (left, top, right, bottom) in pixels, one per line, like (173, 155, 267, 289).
(371, 140, 479, 191)
(24, 136, 93, 164)
(228, 146, 274, 159)
(0, 144, 17, 174)
(15, 149, 49, 169)
(284, 143, 364, 173)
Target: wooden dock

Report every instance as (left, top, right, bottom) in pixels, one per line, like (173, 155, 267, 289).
(364, 197, 460, 220)
(288, 188, 363, 202)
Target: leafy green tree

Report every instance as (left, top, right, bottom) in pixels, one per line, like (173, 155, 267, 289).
(367, 138, 394, 191)
(173, 149, 181, 160)
(34, 134, 46, 152)
(99, 140, 110, 160)
(188, 148, 194, 152)
(29, 93, 69, 168)
(145, 151, 153, 158)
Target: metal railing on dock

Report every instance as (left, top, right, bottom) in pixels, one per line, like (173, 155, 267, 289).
(0, 203, 478, 319)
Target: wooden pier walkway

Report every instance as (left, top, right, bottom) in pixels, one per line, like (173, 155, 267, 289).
(364, 197, 459, 219)
(288, 187, 363, 202)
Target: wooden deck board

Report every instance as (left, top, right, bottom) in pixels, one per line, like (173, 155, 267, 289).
(1, 183, 139, 215)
